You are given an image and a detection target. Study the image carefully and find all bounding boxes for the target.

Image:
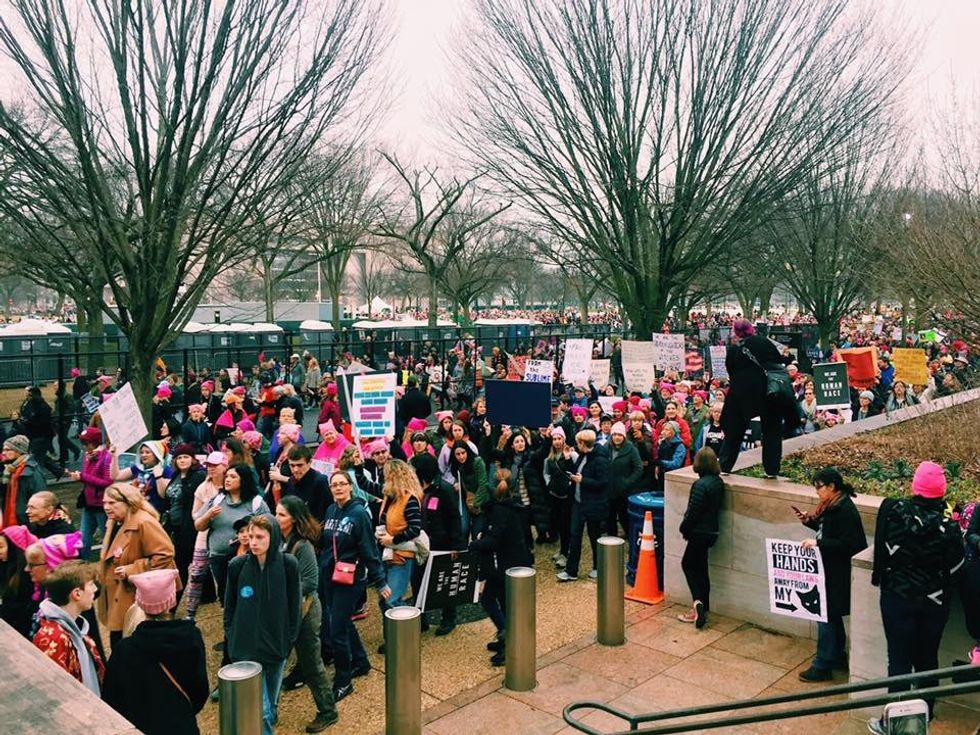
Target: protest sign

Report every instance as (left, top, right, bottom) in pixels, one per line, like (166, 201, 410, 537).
(81, 393, 101, 415)
(709, 345, 728, 380)
(486, 379, 551, 428)
(621, 340, 656, 393)
(351, 372, 397, 438)
(812, 362, 850, 408)
(598, 396, 618, 415)
(651, 333, 685, 373)
(891, 347, 929, 386)
(873, 318, 884, 336)
(427, 365, 444, 385)
(524, 359, 554, 384)
(507, 354, 527, 380)
(590, 359, 611, 388)
(684, 350, 704, 377)
(838, 346, 879, 389)
(917, 329, 941, 343)
(227, 367, 240, 384)
(311, 459, 335, 477)
(562, 339, 593, 385)
(766, 538, 828, 623)
(415, 551, 480, 612)
(98, 383, 149, 452)
(891, 326, 903, 342)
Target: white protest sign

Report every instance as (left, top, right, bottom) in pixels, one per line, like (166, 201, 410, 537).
(891, 326, 902, 342)
(765, 538, 828, 623)
(427, 365, 444, 384)
(590, 359, 611, 388)
(651, 333, 686, 373)
(597, 396, 619, 415)
(561, 339, 593, 385)
(98, 382, 149, 452)
(311, 459, 335, 477)
(351, 372, 397, 438)
(709, 345, 728, 380)
(524, 359, 553, 383)
(621, 340, 656, 393)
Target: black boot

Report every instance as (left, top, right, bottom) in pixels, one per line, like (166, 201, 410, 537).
(281, 666, 305, 691)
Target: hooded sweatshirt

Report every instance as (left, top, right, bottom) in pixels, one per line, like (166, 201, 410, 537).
(101, 619, 209, 735)
(321, 497, 387, 589)
(33, 598, 104, 694)
(224, 513, 300, 664)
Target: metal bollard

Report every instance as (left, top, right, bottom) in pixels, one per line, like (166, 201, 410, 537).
(597, 536, 626, 645)
(218, 661, 263, 735)
(504, 566, 536, 692)
(385, 607, 422, 735)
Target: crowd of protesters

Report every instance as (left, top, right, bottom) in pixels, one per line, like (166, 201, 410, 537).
(0, 306, 979, 733)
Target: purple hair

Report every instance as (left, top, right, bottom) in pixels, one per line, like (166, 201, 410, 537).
(733, 319, 756, 338)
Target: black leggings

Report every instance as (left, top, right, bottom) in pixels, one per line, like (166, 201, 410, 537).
(681, 535, 715, 610)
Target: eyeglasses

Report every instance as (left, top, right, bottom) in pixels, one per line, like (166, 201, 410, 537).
(330, 481, 351, 488)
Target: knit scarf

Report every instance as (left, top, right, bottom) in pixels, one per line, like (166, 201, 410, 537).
(2, 455, 28, 527)
(812, 491, 845, 522)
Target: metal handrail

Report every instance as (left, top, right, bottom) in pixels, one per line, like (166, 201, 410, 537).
(563, 665, 980, 734)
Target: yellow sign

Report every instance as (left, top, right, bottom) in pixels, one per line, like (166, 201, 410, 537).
(891, 348, 929, 387)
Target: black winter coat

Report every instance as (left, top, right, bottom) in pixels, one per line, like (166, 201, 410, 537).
(422, 478, 464, 551)
(608, 440, 644, 501)
(398, 388, 431, 423)
(573, 444, 610, 521)
(180, 419, 213, 454)
(680, 474, 724, 540)
(102, 619, 209, 735)
(721, 335, 793, 428)
(803, 495, 867, 617)
(493, 448, 549, 535)
(470, 496, 533, 579)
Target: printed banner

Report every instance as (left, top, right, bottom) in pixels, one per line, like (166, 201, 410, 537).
(562, 339, 593, 385)
(766, 538, 828, 623)
(524, 359, 554, 384)
(590, 359, 611, 388)
(415, 551, 480, 612)
(651, 333, 685, 373)
(812, 362, 850, 409)
(709, 345, 728, 380)
(351, 372, 397, 438)
(427, 365, 444, 385)
(890, 347, 929, 387)
(98, 383, 149, 452)
(621, 340, 656, 393)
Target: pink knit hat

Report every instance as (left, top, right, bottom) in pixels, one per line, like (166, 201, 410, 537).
(205, 451, 229, 466)
(611, 421, 627, 436)
(70, 367, 81, 378)
(279, 423, 301, 442)
(550, 426, 565, 441)
(911, 461, 946, 499)
(318, 419, 337, 435)
(1, 525, 38, 551)
(406, 417, 428, 432)
(236, 418, 256, 433)
(242, 431, 263, 451)
(39, 532, 83, 570)
(156, 385, 172, 399)
(365, 439, 389, 455)
(434, 410, 454, 422)
(130, 569, 179, 615)
(570, 406, 588, 418)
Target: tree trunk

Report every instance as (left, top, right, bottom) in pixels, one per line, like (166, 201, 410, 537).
(330, 285, 342, 331)
(127, 342, 157, 439)
(736, 293, 755, 319)
(264, 268, 275, 322)
(428, 273, 438, 328)
(759, 286, 774, 318)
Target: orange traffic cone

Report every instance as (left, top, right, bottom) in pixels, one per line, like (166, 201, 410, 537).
(626, 511, 664, 605)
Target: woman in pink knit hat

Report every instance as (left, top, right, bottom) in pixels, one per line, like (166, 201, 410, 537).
(867, 461, 965, 733)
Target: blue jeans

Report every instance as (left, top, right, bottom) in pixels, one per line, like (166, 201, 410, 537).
(79, 507, 106, 560)
(260, 659, 286, 735)
(813, 613, 847, 670)
(384, 558, 415, 608)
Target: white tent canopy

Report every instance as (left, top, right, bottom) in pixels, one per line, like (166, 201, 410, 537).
(299, 319, 334, 331)
(473, 318, 541, 326)
(0, 318, 72, 335)
(352, 318, 456, 329)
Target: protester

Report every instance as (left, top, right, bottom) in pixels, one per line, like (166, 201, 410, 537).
(0, 525, 36, 636)
(15, 386, 63, 478)
(1, 434, 47, 527)
(539, 426, 574, 568)
(557, 429, 610, 583)
(606, 422, 643, 537)
(98, 483, 177, 647)
(225, 514, 301, 735)
(795, 468, 868, 682)
(677, 448, 725, 629)
(447, 440, 489, 539)
(377, 460, 424, 619)
(183, 452, 227, 621)
(110, 441, 174, 515)
(32, 560, 104, 694)
(868, 461, 965, 732)
(25, 491, 74, 538)
(162, 445, 207, 594)
(102, 569, 209, 735)
(181, 403, 213, 454)
(68, 427, 112, 559)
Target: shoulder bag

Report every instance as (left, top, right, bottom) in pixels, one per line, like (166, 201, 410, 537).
(741, 345, 793, 401)
(331, 530, 357, 585)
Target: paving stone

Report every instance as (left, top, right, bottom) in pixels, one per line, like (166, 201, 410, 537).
(502, 661, 629, 718)
(563, 640, 681, 688)
(627, 615, 725, 658)
(664, 647, 788, 699)
(711, 623, 816, 669)
(426, 692, 565, 735)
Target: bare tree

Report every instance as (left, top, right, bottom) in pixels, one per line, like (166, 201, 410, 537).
(372, 153, 510, 327)
(0, 0, 386, 418)
(352, 251, 392, 317)
(453, 0, 908, 338)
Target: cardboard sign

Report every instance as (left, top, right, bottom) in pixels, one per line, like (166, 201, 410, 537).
(812, 362, 850, 409)
(709, 345, 728, 380)
(890, 347, 929, 386)
(838, 347, 879, 389)
(651, 333, 685, 373)
(427, 365, 444, 385)
(891, 326, 903, 342)
(415, 551, 480, 612)
(524, 359, 554, 384)
(598, 396, 619, 415)
(98, 383, 149, 452)
(351, 372, 397, 438)
(562, 339, 593, 385)
(507, 354, 527, 380)
(486, 379, 551, 428)
(766, 538, 828, 623)
(621, 340, 656, 393)
(590, 359, 611, 388)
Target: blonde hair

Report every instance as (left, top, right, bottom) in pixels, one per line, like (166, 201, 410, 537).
(338, 445, 361, 472)
(382, 459, 423, 501)
(628, 410, 646, 422)
(104, 482, 159, 520)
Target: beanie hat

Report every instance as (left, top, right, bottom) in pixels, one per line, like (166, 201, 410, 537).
(70, 367, 81, 378)
(570, 405, 588, 418)
(365, 439, 389, 455)
(434, 410, 454, 423)
(236, 418, 256, 433)
(79, 427, 103, 445)
(611, 421, 627, 436)
(1, 525, 38, 551)
(612, 400, 628, 412)
(325, 383, 338, 396)
(130, 569, 179, 615)
(278, 423, 301, 443)
(201, 380, 215, 391)
(456, 409, 471, 424)
(242, 431, 263, 451)
(187, 403, 206, 414)
(155, 386, 172, 399)
(39, 532, 83, 570)
(911, 461, 946, 499)
(3, 435, 29, 455)
(407, 417, 428, 432)
(638, 399, 652, 412)
(140, 440, 167, 465)
(171, 443, 196, 459)
(550, 426, 566, 441)
(318, 419, 337, 435)
(859, 390, 875, 402)
(232, 386, 246, 396)
(97, 375, 114, 387)
(693, 390, 709, 401)
(205, 451, 229, 466)
(628, 395, 641, 406)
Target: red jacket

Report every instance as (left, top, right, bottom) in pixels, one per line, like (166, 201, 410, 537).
(33, 618, 105, 685)
(317, 398, 342, 430)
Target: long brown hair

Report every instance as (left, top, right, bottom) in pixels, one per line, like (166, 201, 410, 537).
(277, 496, 322, 551)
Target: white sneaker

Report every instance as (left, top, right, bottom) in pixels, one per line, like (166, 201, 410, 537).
(554, 554, 567, 568)
(588, 569, 598, 579)
(556, 571, 578, 582)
